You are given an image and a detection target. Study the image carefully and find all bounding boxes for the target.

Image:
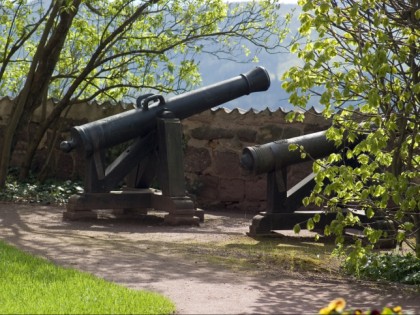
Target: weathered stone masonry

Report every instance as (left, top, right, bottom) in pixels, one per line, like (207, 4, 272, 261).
(182, 108, 331, 212)
(0, 98, 330, 213)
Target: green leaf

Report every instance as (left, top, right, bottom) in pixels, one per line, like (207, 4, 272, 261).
(306, 218, 315, 230)
(290, 43, 300, 53)
(401, 222, 414, 231)
(319, 3, 330, 14)
(366, 208, 375, 219)
(396, 231, 405, 243)
(373, 185, 386, 197)
(324, 224, 331, 236)
(293, 224, 301, 234)
(285, 112, 296, 122)
(288, 143, 298, 151)
(357, 154, 370, 165)
(313, 162, 321, 173)
(301, 1, 314, 12)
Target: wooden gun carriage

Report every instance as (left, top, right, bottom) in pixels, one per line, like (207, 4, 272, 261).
(61, 67, 271, 225)
(241, 130, 396, 245)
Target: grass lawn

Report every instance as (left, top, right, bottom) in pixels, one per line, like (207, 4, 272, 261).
(0, 241, 175, 314)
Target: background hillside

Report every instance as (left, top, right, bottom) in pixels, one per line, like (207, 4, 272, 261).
(197, 3, 307, 112)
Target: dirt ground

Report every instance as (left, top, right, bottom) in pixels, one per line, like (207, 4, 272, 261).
(0, 201, 419, 314)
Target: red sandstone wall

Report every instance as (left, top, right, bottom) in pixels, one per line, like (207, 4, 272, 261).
(182, 108, 330, 212)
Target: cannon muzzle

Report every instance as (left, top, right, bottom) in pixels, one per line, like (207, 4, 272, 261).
(62, 66, 270, 155)
(241, 130, 339, 175)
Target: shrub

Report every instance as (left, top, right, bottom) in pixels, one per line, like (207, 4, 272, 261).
(0, 174, 83, 205)
(343, 253, 420, 285)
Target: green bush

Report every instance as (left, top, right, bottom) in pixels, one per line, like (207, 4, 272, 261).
(0, 173, 83, 205)
(344, 252, 420, 285)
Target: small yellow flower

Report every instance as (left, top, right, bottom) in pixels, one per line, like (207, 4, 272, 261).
(318, 299, 404, 315)
(319, 298, 347, 314)
(319, 306, 332, 315)
(331, 298, 346, 312)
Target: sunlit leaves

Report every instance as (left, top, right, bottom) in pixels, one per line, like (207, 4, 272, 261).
(283, 0, 420, 261)
(356, 154, 369, 165)
(1, 0, 288, 103)
(0, 0, 41, 93)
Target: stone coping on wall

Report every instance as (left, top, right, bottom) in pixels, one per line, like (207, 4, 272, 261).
(0, 96, 324, 125)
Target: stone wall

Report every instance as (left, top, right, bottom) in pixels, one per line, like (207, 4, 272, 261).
(0, 97, 330, 213)
(182, 108, 330, 212)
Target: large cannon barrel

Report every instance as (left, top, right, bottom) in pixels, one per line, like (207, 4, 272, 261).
(61, 66, 270, 155)
(240, 130, 341, 175)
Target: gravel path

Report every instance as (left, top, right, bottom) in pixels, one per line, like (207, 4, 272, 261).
(0, 202, 419, 314)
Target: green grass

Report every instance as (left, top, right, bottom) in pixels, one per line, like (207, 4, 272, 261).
(0, 241, 175, 314)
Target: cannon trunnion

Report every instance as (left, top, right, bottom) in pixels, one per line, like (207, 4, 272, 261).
(61, 67, 270, 224)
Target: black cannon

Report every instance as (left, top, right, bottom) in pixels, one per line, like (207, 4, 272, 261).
(61, 66, 270, 224)
(241, 130, 337, 175)
(241, 130, 366, 235)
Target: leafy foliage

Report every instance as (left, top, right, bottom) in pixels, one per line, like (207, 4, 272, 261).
(0, 0, 293, 185)
(343, 252, 420, 285)
(282, 0, 420, 260)
(0, 171, 83, 205)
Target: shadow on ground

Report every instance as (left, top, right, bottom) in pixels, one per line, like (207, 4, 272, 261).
(0, 202, 419, 314)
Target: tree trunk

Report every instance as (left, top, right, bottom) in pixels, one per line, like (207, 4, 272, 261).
(0, 2, 65, 187)
(18, 0, 153, 180)
(14, 0, 81, 180)
(414, 213, 420, 259)
(19, 98, 71, 180)
(38, 119, 61, 182)
(0, 99, 20, 187)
